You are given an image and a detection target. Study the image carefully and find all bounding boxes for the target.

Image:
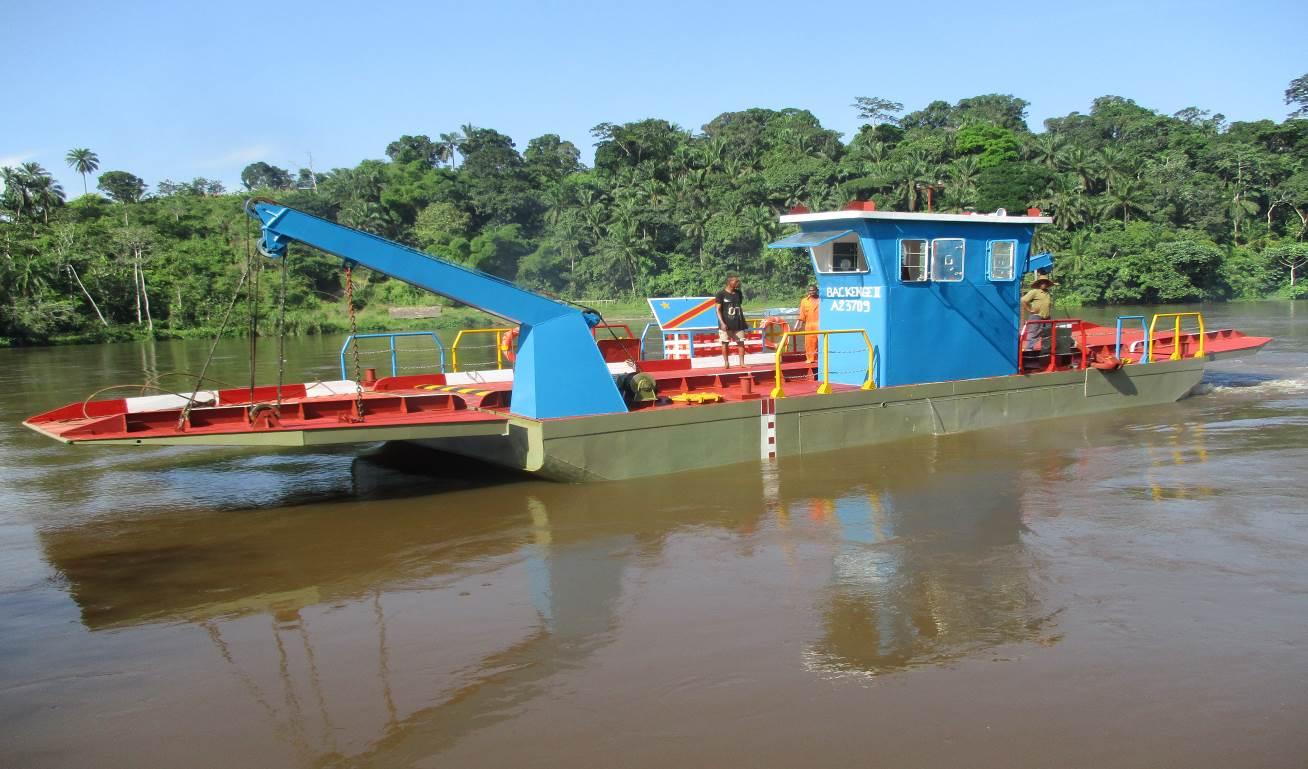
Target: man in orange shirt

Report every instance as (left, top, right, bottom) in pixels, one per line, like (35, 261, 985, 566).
(797, 284, 820, 364)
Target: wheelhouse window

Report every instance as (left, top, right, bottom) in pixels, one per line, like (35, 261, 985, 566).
(931, 238, 965, 282)
(989, 240, 1016, 281)
(810, 234, 867, 273)
(831, 242, 859, 272)
(899, 239, 926, 282)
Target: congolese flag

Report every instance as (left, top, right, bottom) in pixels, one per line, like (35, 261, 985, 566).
(647, 296, 719, 331)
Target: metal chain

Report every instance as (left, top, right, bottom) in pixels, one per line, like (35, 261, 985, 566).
(177, 240, 254, 430)
(247, 241, 260, 405)
(345, 265, 365, 420)
(275, 244, 290, 408)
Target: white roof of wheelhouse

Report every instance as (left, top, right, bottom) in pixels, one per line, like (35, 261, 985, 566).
(779, 209, 1054, 225)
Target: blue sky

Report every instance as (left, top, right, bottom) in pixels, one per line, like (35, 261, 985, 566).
(4, 0, 1305, 195)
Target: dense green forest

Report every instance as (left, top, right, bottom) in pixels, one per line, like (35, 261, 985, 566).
(3, 79, 1308, 346)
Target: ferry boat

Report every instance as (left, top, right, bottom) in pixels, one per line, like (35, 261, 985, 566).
(22, 200, 1271, 481)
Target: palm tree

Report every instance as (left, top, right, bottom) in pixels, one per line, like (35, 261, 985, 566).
(1, 166, 30, 220)
(1094, 146, 1131, 194)
(894, 151, 932, 211)
(1036, 175, 1093, 230)
(5, 163, 61, 226)
(1056, 146, 1096, 193)
(437, 132, 462, 168)
(944, 156, 980, 209)
(339, 200, 395, 235)
(575, 188, 607, 243)
(550, 214, 586, 291)
(678, 207, 712, 266)
(599, 222, 646, 295)
(1099, 179, 1149, 223)
(744, 205, 776, 246)
(28, 173, 65, 224)
(539, 185, 572, 230)
(65, 148, 99, 195)
(1026, 133, 1064, 169)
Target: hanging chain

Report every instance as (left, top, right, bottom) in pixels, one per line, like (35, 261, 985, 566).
(275, 244, 290, 409)
(246, 240, 261, 405)
(345, 265, 366, 421)
(178, 221, 256, 431)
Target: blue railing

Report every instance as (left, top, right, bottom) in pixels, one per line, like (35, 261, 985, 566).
(339, 332, 447, 379)
(1115, 315, 1149, 363)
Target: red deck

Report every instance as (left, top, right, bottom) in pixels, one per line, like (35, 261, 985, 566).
(1075, 322, 1269, 363)
(23, 324, 1269, 446)
(23, 356, 823, 444)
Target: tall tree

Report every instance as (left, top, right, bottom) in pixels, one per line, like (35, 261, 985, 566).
(51, 223, 108, 326)
(438, 132, 463, 168)
(65, 148, 100, 195)
(1269, 243, 1308, 286)
(1285, 72, 1308, 118)
(385, 134, 441, 167)
(113, 226, 155, 331)
(97, 171, 146, 204)
(852, 96, 904, 126)
(240, 162, 292, 191)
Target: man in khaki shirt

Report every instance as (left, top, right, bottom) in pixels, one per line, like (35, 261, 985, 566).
(1021, 277, 1055, 352)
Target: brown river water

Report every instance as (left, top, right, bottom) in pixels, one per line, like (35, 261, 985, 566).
(1, 303, 1306, 768)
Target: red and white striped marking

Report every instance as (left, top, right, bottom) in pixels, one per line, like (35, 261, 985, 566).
(760, 398, 777, 460)
(664, 331, 769, 360)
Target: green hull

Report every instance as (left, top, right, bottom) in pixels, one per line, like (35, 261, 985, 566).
(415, 359, 1206, 481)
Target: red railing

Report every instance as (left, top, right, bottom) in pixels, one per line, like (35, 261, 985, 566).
(1018, 319, 1088, 373)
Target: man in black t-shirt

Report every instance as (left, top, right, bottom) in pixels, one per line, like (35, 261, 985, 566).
(715, 276, 747, 369)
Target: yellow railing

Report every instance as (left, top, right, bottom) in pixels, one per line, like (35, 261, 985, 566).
(1148, 312, 1206, 361)
(771, 329, 875, 398)
(450, 327, 513, 372)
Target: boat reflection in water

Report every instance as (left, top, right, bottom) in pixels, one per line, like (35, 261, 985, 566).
(38, 434, 1065, 764)
(766, 436, 1059, 680)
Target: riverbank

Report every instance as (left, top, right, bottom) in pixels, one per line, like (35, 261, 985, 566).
(8, 296, 807, 348)
(15, 294, 1302, 349)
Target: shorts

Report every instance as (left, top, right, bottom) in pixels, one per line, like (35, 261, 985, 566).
(718, 328, 744, 344)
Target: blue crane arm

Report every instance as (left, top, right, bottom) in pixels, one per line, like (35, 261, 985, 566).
(249, 199, 577, 324)
(245, 199, 626, 419)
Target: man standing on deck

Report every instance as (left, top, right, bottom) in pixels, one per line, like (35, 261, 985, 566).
(1021, 277, 1056, 351)
(797, 284, 820, 364)
(715, 276, 748, 369)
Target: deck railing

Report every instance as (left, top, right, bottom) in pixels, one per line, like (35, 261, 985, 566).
(450, 327, 513, 372)
(1149, 312, 1206, 361)
(1115, 315, 1149, 363)
(591, 322, 635, 339)
(339, 332, 446, 379)
(770, 329, 875, 398)
(1019, 319, 1088, 372)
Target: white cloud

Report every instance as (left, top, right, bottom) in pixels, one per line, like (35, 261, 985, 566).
(200, 144, 276, 168)
(0, 151, 36, 168)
